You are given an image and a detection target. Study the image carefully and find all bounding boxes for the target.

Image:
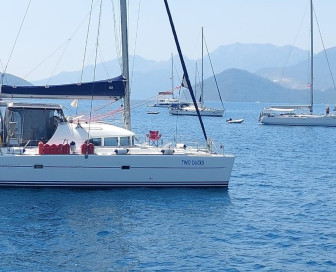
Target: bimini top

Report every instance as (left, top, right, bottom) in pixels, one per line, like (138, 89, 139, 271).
(0, 75, 125, 100)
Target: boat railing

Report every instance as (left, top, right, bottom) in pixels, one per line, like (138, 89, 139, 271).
(206, 138, 223, 154)
(179, 140, 217, 153)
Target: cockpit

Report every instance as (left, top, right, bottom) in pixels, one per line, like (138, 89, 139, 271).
(0, 102, 65, 147)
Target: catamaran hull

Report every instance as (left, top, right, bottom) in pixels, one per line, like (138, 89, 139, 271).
(0, 154, 234, 187)
(260, 115, 336, 127)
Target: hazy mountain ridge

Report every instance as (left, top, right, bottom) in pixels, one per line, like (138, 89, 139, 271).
(0, 73, 32, 86)
(202, 69, 333, 104)
(210, 43, 308, 72)
(3, 43, 336, 103)
(256, 46, 336, 91)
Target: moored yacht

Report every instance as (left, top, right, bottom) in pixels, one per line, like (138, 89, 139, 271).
(0, 100, 234, 187)
(169, 104, 224, 117)
(259, 0, 336, 127)
(0, 0, 234, 187)
(169, 27, 225, 118)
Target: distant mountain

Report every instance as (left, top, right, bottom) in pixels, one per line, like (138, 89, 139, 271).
(199, 69, 311, 103)
(0, 73, 32, 86)
(33, 56, 174, 86)
(27, 43, 336, 102)
(256, 46, 336, 91)
(32, 43, 308, 95)
(34, 43, 307, 85)
(32, 55, 196, 99)
(209, 43, 307, 73)
(201, 68, 336, 104)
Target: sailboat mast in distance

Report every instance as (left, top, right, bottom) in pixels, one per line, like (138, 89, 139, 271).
(171, 53, 174, 97)
(201, 27, 204, 107)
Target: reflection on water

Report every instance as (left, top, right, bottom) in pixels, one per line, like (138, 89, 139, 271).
(0, 188, 231, 271)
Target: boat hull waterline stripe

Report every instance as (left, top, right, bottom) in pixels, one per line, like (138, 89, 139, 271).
(0, 165, 227, 170)
(0, 181, 229, 187)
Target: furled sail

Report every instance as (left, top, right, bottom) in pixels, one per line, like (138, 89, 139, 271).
(0, 75, 125, 99)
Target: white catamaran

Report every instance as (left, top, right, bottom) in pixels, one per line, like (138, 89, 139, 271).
(0, 0, 234, 187)
(259, 0, 336, 127)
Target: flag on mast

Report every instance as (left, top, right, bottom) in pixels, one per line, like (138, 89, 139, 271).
(181, 74, 188, 89)
(70, 99, 79, 108)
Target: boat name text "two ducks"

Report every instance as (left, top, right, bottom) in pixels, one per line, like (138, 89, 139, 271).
(182, 160, 205, 166)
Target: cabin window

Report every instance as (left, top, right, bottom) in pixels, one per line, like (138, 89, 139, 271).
(104, 137, 118, 146)
(120, 136, 130, 146)
(89, 138, 102, 146)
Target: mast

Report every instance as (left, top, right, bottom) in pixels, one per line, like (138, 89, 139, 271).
(164, 0, 207, 141)
(120, 0, 131, 130)
(171, 53, 174, 98)
(310, 0, 314, 113)
(201, 27, 204, 108)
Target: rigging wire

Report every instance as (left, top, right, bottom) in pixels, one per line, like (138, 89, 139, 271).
(195, 62, 203, 101)
(76, 99, 117, 116)
(98, 47, 111, 79)
(195, 62, 203, 102)
(194, 62, 198, 99)
(173, 58, 189, 101)
(313, 7, 336, 94)
(80, 0, 95, 83)
(171, 56, 188, 144)
(46, 38, 72, 85)
(203, 34, 225, 109)
(24, 40, 71, 79)
(0, 58, 4, 72)
(110, 0, 122, 70)
(130, 0, 142, 89)
(88, 0, 104, 140)
(279, 2, 309, 85)
(1, 0, 32, 85)
(76, 95, 159, 122)
(76, 0, 95, 117)
(0, 58, 6, 85)
(24, 0, 100, 80)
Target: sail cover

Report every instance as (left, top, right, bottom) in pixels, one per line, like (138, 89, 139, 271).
(0, 75, 125, 99)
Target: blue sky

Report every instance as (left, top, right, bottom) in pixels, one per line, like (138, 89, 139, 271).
(1, 0, 335, 81)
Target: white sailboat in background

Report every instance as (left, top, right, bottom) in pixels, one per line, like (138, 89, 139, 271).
(0, 0, 234, 187)
(169, 27, 225, 117)
(259, 0, 336, 126)
(150, 54, 181, 108)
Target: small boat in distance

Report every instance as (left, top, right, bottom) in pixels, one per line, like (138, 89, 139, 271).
(150, 91, 179, 108)
(146, 111, 160, 115)
(150, 54, 181, 108)
(226, 118, 244, 124)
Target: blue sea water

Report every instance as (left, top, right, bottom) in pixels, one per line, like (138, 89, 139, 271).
(0, 101, 336, 271)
